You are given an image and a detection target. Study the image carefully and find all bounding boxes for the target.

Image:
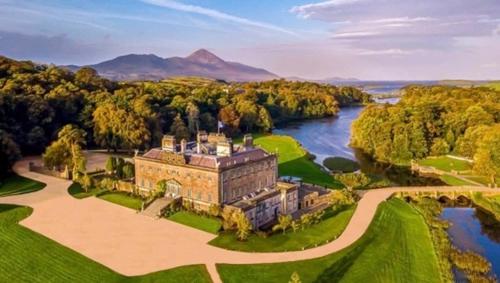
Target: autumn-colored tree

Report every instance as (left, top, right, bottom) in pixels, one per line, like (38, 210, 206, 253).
(234, 211, 252, 241)
(272, 214, 292, 235)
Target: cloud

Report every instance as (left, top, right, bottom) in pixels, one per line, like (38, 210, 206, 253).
(291, 0, 500, 52)
(358, 48, 413, 56)
(140, 0, 296, 36)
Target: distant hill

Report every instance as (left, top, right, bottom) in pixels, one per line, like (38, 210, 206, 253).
(64, 49, 279, 82)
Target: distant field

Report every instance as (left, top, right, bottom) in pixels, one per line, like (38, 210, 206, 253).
(0, 175, 45, 197)
(251, 134, 343, 188)
(439, 175, 474, 186)
(0, 204, 211, 282)
(487, 81, 500, 91)
(217, 198, 440, 283)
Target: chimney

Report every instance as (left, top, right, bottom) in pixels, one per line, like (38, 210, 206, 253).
(162, 135, 177, 152)
(196, 131, 208, 154)
(180, 139, 187, 153)
(243, 134, 253, 149)
(216, 139, 233, 157)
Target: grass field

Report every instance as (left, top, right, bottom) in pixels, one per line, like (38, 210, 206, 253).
(209, 205, 355, 252)
(0, 175, 45, 197)
(68, 182, 107, 199)
(97, 191, 143, 211)
(168, 211, 222, 234)
(487, 81, 500, 91)
(217, 198, 441, 283)
(418, 156, 471, 172)
(439, 174, 474, 186)
(0, 204, 211, 282)
(251, 134, 343, 188)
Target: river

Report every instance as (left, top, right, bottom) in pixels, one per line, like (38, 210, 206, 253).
(441, 207, 500, 279)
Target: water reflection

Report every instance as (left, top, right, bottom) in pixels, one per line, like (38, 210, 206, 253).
(441, 207, 500, 278)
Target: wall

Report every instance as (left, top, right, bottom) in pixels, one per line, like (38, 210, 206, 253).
(221, 156, 278, 203)
(134, 157, 220, 205)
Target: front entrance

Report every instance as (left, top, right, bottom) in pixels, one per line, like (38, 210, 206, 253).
(164, 180, 182, 198)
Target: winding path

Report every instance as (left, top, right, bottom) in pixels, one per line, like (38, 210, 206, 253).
(1, 158, 498, 283)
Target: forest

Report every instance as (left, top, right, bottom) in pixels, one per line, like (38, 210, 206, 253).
(0, 56, 371, 176)
(351, 85, 500, 183)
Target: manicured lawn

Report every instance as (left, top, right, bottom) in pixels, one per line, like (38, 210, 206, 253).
(209, 205, 355, 252)
(97, 191, 143, 211)
(253, 134, 343, 188)
(418, 156, 471, 172)
(68, 182, 107, 199)
(439, 174, 474, 186)
(0, 174, 45, 197)
(465, 175, 500, 187)
(168, 211, 222, 234)
(0, 204, 211, 282)
(217, 198, 441, 283)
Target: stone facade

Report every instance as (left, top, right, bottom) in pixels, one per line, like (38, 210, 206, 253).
(134, 133, 297, 227)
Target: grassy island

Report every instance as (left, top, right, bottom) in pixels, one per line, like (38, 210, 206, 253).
(0, 175, 45, 197)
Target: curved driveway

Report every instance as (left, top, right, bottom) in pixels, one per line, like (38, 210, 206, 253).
(1, 158, 497, 282)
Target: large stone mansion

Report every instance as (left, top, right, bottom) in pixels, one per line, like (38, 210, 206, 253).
(134, 132, 329, 228)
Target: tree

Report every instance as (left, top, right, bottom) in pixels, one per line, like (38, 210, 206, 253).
(272, 214, 292, 234)
(473, 127, 500, 186)
(233, 211, 252, 241)
(0, 130, 21, 177)
(430, 138, 450, 156)
(156, 180, 167, 197)
(291, 220, 300, 233)
(186, 102, 200, 135)
(79, 173, 93, 193)
(105, 156, 116, 174)
(289, 272, 302, 283)
(336, 172, 370, 190)
(170, 114, 190, 141)
(221, 207, 236, 231)
(122, 162, 135, 179)
(115, 157, 125, 178)
(42, 124, 86, 179)
(300, 213, 313, 230)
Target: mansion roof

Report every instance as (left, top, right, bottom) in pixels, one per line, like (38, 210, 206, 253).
(140, 146, 272, 170)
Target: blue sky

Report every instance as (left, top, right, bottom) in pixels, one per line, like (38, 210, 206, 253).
(1, 0, 500, 80)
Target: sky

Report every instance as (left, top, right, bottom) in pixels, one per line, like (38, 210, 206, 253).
(1, 0, 500, 80)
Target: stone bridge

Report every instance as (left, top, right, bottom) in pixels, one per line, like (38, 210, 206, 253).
(386, 186, 500, 205)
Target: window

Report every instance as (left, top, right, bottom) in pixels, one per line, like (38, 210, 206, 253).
(197, 192, 202, 200)
(207, 193, 212, 202)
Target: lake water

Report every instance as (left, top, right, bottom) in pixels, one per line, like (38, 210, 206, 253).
(441, 207, 500, 279)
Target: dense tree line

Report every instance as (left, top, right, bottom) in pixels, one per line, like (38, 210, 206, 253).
(351, 85, 500, 183)
(0, 56, 369, 175)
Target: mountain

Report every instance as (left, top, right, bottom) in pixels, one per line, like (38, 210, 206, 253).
(64, 49, 279, 82)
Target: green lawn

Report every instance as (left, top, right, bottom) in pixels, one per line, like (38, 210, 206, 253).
(0, 174, 45, 197)
(465, 175, 500, 187)
(68, 182, 107, 199)
(439, 174, 474, 186)
(168, 211, 222, 234)
(252, 134, 343, 188)
(487, 81, 500, 91)
(209, 205, 355, 252)
(97, 191, 143, 211)
(217, 198, 441, 283)
(418, 156, 471, 172)
(0, 204, 211, 282)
